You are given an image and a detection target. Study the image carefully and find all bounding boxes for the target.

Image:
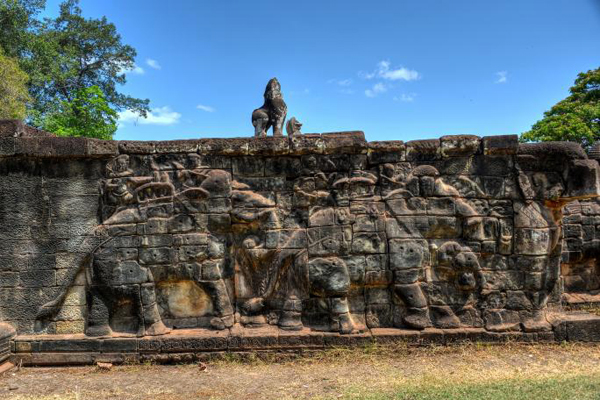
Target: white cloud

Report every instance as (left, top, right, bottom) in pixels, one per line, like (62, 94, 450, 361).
(361, 61, 420, 82)
(365, 83, 387, 98)
(146, 59, 161, 70)
(394, 93, 416, 102)
(377, 61, 420, 81)
(358, 70, 376, 80)
(197, 104, 216, 113)
(119, 106, 181, 126)
(495, 71, 508, 84)
(122, 64, 144, 75)
(328, 78, 353, 87)
(340, 88, 355, 95)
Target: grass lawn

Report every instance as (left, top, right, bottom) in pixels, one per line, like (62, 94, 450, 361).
(342, 374, 600, 400)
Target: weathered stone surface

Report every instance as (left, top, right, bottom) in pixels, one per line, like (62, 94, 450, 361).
(1, 124, 600, 356)
(252, 78, 288, 138)
(321, 132, 367, 154)
(367, 141, 405, 164)
(440, 135, 480, 157)
(0, 120, 55, 138)
(406, 139, 440, 161)
(482, 135, 519, 155)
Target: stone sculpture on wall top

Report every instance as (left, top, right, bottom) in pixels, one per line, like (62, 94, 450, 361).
(252, 78, 288, 137)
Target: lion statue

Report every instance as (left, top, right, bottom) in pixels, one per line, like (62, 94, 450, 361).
(252, 78, 288, 137)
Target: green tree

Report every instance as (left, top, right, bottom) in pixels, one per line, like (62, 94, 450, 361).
(0, 0, 45, 57)
(0, 0, 149, 138)
(25, 0, 150, 124)
(39, 85, 117, 139)
(521, 67, 600, 150)
(0, 48, 32, 119)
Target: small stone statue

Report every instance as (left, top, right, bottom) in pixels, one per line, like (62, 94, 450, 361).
(286, 117, 302, 136)
(252, 78, 288, 137)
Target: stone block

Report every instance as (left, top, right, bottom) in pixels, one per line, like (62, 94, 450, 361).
(0, 138, 15, 156)
(342, 256, 366, 284)
(482, 135, 519, 155)
(288, 134, 324, 155)
(14, 137, 55, 156)
(139, 248, 173, 265)
(247, 136, 289, 156)
(234, 176, 285, 191)
(309, 257, 350, 297)
(140, 235, 173, 248)
(0, 272, 18, 287)
(567, 160, 600, 199)
(154, 140, 199, 153)
(365, 270, 393, 286)
(514, 228, 554, 256)
(51, 137, 88, 156)
(389, 239, 428, 270)
(406, 139, 440, 161)
(353, 215, 385, 232)
(173, 233, 208, 246)
(198, 138, 251, 156)
(440, 135, 480, 157)
(307, 226, 352, 256)
(266, 229, 307, 249)
(265, 157, 303, 177)
(367, 141, 405, 164)
(352, 232, 387, 254)
(386, 217, 429, 239)
(39, 339, 101, 353)
(566, 314, 600, 342)
(0, 119, 25, 137)
(386, 198, 427, 216)
(118, 141, 156, 154)
(321, 131, 367, 154)
(427, 197, 455, 215)
(19, 270, 55, 288)
(87, 139, 119, 156)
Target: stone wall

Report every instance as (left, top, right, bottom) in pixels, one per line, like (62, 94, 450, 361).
(2, 120, 600, 351)
(561, 199, 600, 305)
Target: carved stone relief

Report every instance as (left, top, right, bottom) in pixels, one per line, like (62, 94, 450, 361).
(31, 141, 600, 337)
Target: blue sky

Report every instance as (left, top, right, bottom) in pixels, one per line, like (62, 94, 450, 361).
(43, 0, 600, 142)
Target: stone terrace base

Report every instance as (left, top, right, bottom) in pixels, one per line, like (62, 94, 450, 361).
(0, 323, 16, 373)
(9, 312, 600, 366)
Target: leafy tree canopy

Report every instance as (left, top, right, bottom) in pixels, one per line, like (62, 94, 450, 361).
(0, 48, 32, 119)
(521, 67, 600, 150)
(0, 0, 45, 58)
(39, 85, 117, 140)
(0, 0, 149, 139)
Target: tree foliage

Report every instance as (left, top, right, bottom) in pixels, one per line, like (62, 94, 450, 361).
(39, 85, 117, 139)
(521, 68, 600, 150)
(0, 48, 32, 119)
(25, 0, 149, 119)
(0, 0, 149, 139)
(0, 0, 44, 58)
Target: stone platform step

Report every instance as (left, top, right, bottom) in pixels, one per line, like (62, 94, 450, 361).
(8, 313, 600, 366)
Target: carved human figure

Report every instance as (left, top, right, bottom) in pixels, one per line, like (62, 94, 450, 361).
(430, 242, 485, 328)
(252, 78, 288, 137)
(389, 241, 431, 329)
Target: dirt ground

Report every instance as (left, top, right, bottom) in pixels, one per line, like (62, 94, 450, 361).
(1, 343, 600, 400)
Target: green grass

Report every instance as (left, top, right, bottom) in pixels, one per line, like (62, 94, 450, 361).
(340, 375, 600, 400)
